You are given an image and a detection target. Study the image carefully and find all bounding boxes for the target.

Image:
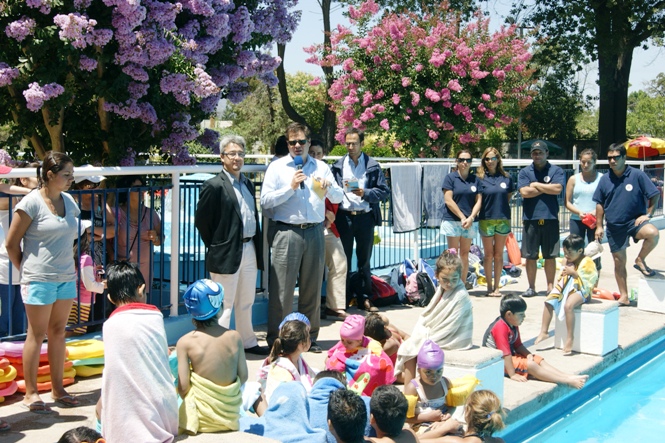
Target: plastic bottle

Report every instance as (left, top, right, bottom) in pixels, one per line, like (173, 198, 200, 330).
(629, 287, 638, 301)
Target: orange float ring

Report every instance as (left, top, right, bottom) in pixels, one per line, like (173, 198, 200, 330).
(592, 287, 619, 301)
(16, 377, 75, 393)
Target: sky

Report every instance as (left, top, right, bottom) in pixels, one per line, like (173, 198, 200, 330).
(278, 1, 665, 97)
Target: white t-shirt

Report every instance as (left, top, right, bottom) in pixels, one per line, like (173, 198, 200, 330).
(15, 190, 80, 284)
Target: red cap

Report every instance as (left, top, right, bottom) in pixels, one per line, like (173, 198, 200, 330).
(0, 165, 12, 174)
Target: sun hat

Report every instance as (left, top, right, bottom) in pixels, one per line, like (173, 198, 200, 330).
(340, 314, 365, 341)
(74, 164, 106, 184)
(183, 279, 224, 321)
(417, 339, 445, 369)
(279, 312, 311, 330)
(530, 140, 548, 153)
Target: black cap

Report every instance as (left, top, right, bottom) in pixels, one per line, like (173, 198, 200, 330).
(530, 140, 548, 153)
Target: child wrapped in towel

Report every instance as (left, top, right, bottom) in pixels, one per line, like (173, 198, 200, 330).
(325, 315, 395, 396)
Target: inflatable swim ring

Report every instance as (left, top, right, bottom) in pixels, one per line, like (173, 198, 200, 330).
(75, 364, 104, 377)
(36, 367, 76, 383)
(16, 377, 75, 393)
(0, 342, 50, 358)
(0, 380, 18, 397)
(592, 287, 620, 301)
(65, 339, 104, 360)
(0, 365, 17, 383)
(70, 356, 104, 367)
(14, 361, 74, 378)
(0, 357, 9, 370)
(446, 374, 480, 407)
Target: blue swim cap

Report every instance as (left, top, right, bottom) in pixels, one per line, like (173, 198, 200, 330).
(279, 312, 311, 330)
(183, 279, 224, 321)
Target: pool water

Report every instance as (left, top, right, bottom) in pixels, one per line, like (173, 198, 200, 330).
(524, 343, 665, 442)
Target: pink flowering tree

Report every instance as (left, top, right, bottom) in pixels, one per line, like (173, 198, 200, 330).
(0, 0, 299, 164)
(307, 1, 535, 157)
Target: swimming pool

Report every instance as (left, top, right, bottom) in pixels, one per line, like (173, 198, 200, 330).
(501, 336, 665, 442)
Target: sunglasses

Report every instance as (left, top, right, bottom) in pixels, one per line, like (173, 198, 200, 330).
(84, 182, 100, 189)
(484, 157, 497, 162)
(456, 158, 472, 163)
(223, 151, 246, 158)
(287, 139, 308, 147)
(607, 155, 623, 161)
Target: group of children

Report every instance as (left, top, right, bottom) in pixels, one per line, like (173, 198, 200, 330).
(86, 235, 596, 442)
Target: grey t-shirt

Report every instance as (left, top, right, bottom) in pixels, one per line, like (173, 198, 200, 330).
(15, 190, 80, 284)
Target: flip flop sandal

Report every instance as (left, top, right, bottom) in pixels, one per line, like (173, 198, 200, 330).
(53, 395, 80, 408)
(20, 401, 52, 414)
(0, 420, 10, 432)
(633, 264, 656, 277)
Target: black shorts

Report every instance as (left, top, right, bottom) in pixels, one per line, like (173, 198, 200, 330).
(521, 219, 560, 260)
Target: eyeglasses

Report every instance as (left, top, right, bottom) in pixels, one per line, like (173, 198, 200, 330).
(456, 158, 472, 163)
(287, 139, 308, 147)
(223, 151, 246, 158)
(607, 155, 623, 161)
(484, 157, 497, 162)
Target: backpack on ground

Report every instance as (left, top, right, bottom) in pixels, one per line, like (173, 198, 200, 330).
(370, 275, 400, 307)
(415, 272, 436, 307)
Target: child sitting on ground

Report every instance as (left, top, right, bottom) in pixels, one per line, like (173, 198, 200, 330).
(535, 234, 598, 355)
(326, 314, 395, 396)
(482, 295, 589, 389)
(260, 318, 317, 404)
(176, 279, 247, 434)
(328, 388, 368, 443)
(367, 385, 419, 443)
(418, 390, 505, 443)
(364, 313, 410, 367)
(308, 370, 351, 443)
(67, 231, 105, 336)
(404, 340, 452, 432)
(101, 261, 177, 442)
(395, 250, 473, 386)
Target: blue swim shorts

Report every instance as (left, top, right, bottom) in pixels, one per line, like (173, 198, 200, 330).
(607, 220, 652, 253)
(440, 220, 478, 239)
(21, 281, 77, 306)
(479, 219, 511, 237)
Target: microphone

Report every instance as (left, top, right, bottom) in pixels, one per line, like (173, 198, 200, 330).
(294, 155, 305, 189)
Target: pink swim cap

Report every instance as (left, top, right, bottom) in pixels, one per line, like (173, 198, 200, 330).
(340, 315, 365, 341)
(417, 339, 444, 369)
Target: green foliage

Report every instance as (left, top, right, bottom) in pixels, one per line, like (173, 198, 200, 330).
(626, 83, 665, 138)
(284, 72, 328, 135)
(576, 107, 599, 140)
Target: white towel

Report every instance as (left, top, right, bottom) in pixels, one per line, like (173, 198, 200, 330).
(390, 163, 422, 233)
(422, 164, 451, 228)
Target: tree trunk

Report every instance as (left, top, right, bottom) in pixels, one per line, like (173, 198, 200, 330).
(276, 43, 308, 127)
(41, 105, 65, 152)
(595, 5, 633, 155)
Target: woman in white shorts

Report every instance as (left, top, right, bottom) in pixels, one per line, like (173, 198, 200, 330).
(440, 150, 481, 289)
(6, 152, 81, 414)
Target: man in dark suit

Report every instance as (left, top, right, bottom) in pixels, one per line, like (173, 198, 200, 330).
(195, 134, 269, 355)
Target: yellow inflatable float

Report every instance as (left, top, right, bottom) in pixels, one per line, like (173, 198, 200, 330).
(65, 339, 104, 360)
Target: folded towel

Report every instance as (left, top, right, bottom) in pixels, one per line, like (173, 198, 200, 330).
(390, 164, 422, 233)
(179, 373, 242, 434)
(422, 164, 451, 228)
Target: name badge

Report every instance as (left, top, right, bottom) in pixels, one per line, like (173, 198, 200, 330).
(470, 186, 477, 192)
(544, 176, 551, 183)
(626, 184, 633, 192)
(500, 182, 507, 189)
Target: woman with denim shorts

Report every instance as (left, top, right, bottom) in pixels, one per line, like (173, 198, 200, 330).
(478, 148, 514, 297)
(441, 150, 481, 289)
(5, 152, 81, 414)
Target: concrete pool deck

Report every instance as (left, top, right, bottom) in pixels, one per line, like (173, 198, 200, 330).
(2, 230, 665, 442)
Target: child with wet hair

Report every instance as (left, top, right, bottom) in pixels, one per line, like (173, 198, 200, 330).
(57, 426, 104, 443)
(395, 250, 473, 386)
(404, 340, 452, 432)
(260, 318, 317, 404)
(419, 390, 505, 443)
(364, 313, 409, 369)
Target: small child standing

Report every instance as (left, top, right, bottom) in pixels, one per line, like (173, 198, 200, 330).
(260, 319, 317, 404)
(326, 314, 395, 396)
(67, 232, 105, 336)
(395, 250, 473, 387)
(176, 279, 247, 434)
(101, 261, 177, 442)
(404, 340, 452, 431)
(482, 295, 588, 389)
(535, 234, 598, 354)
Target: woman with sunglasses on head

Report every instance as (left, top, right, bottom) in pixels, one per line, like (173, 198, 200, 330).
(440, 150, 481, 290)
(477, 148, 514, 297)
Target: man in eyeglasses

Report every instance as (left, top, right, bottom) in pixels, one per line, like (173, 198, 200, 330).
(260, 122, 344, 352)
(593, 143, 660, 306)
(517, 140, 565, 298)
(195, 134, 269, 355)
(331, 128, 390, 312)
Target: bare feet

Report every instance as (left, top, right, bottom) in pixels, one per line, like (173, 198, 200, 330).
(534, 333, 549, 345)
(566, 374, 589, 389)
(563, 338, 574, 355)
(617, 295, 631, 305)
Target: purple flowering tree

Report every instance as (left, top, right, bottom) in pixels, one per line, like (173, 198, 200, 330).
(307, 1, 535, 157)
(0, 0, 299, 164)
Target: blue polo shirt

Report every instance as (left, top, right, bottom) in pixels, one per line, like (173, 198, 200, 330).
(442, 171, 480, 221)
(479, 174, 514, 220)
(592, 166, 659, 227)
(517, 162, 564, 220)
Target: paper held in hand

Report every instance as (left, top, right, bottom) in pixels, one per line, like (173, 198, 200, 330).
(344, 178, 359, 192)
(312, 177, 327, 200)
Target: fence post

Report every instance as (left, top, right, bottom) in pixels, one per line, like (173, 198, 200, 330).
(170, 172, 180, 317)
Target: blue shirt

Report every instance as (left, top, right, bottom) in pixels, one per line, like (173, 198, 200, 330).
(442, 172, 480, 221)
(517, 162, 564, 220)
(260, 154, 344, 224)
(479, 174, 514, 220)
(592, 166, 659, 228)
